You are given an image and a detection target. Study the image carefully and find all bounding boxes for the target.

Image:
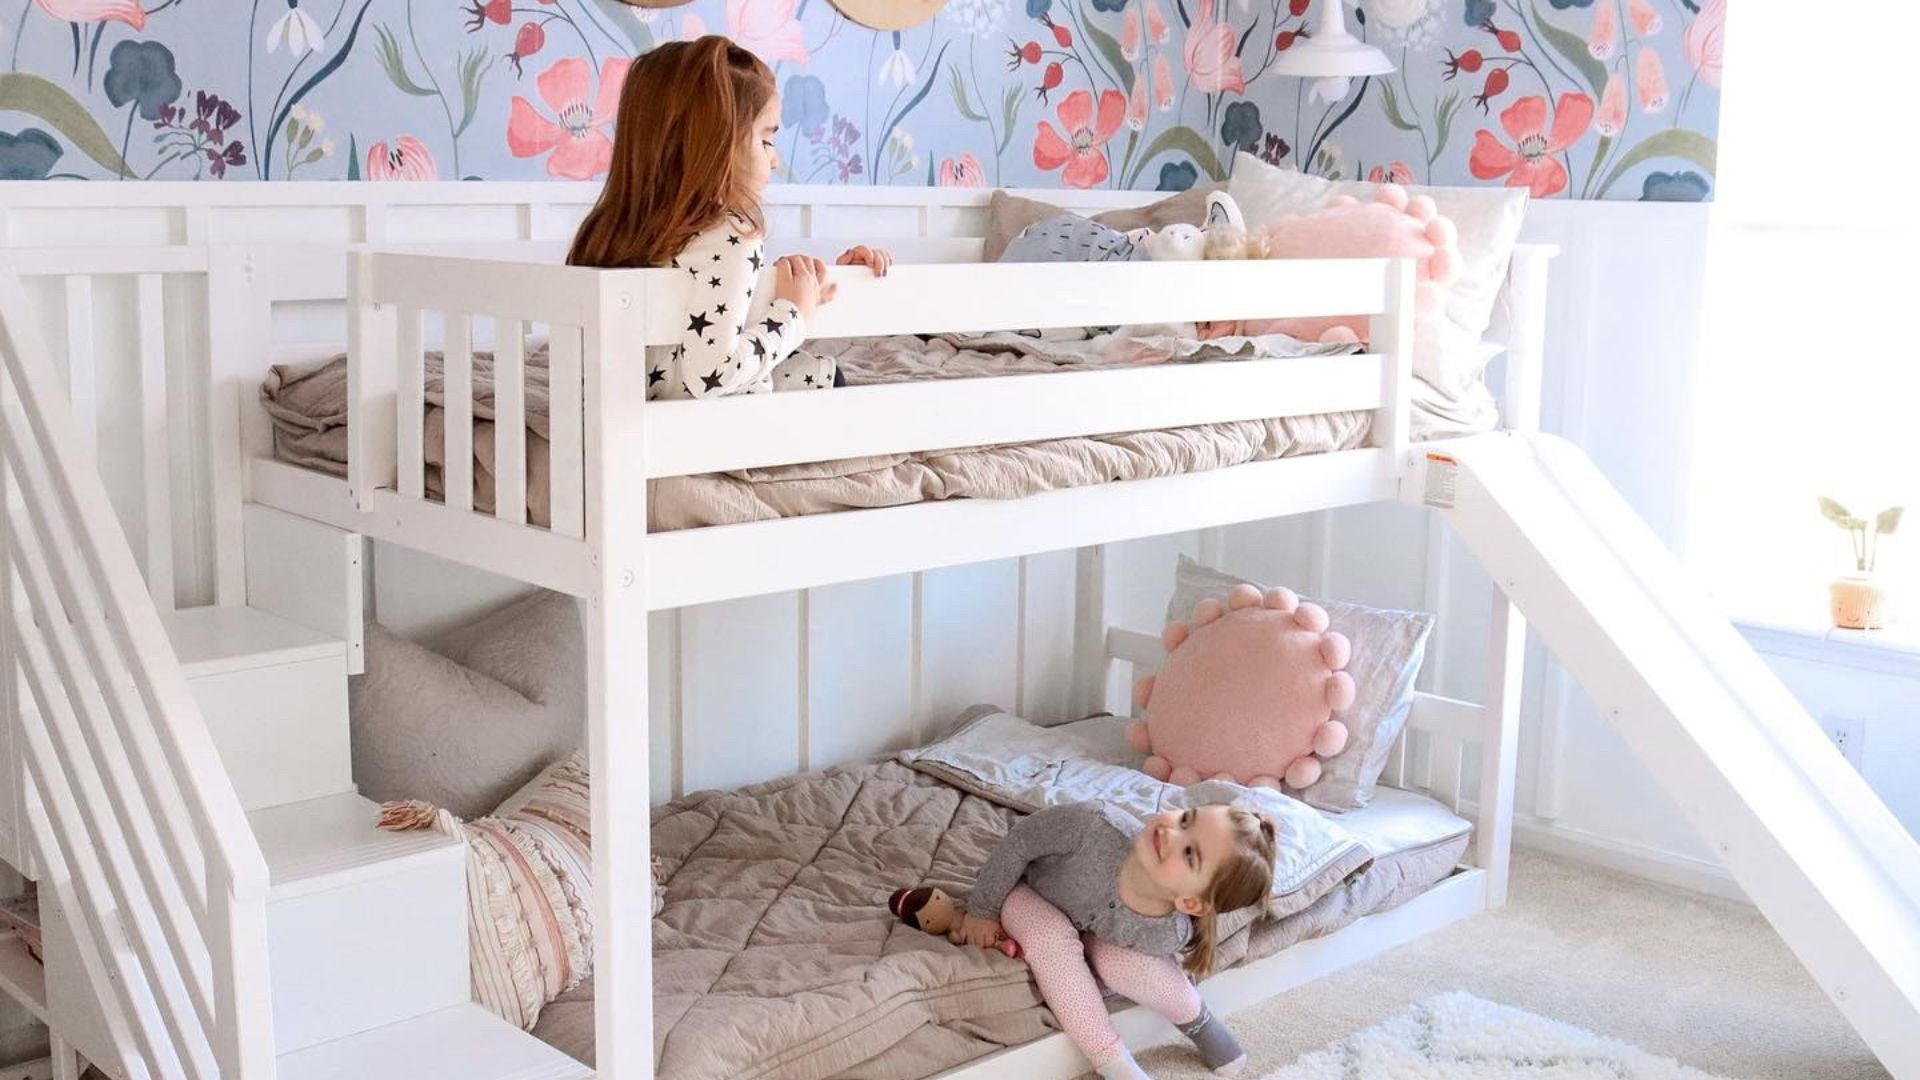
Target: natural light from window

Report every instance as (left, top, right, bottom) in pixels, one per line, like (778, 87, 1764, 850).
(1685, 6, 1920, 635)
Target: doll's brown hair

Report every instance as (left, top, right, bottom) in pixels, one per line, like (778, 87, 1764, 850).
(567, 36, 776, 269)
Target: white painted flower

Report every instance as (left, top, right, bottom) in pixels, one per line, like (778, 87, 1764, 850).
(880, 47, 916, 88)
(265, 0, 325, 57)
(947, 0, 1006, 37)
(1367, 0, 1442, 48)
(628, 5, 660, 22)
(320, 138, 335, 158)
(1308, 76, 1351, 105)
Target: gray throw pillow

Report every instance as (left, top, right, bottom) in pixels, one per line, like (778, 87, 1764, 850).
(999, 214, 1147, 264)
(1167, 555, 1433, 812)
(981, 184, 1223, 262)
(350, 591, 585, 819)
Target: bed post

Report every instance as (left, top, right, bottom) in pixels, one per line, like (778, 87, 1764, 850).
(585, 268, 655, 1079)
(1072, 545, 1124, 718)
(1369, 258, 1417, 467)
(345, 249, 397, 513)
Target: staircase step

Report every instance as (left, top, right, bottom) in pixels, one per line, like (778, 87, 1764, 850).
(250, 794, 471, 1054)
(277, 1003, 591, 1080)
(161, 605, 353, 812)
(160, 605, 344, 678)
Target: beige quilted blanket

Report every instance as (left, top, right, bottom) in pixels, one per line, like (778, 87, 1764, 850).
(259, 330, 1371, 533)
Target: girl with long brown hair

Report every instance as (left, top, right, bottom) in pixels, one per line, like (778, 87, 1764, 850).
(568, 36, 891, 398)
(956, 801, 1277, 1078)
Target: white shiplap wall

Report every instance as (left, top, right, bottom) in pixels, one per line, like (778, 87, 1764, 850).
(0, 184, 1727, 879)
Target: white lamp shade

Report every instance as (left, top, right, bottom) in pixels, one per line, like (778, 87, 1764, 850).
(1269, 0, 1395, 78)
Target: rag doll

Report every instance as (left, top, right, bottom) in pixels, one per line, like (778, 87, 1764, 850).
(889, 885, 1023, 958)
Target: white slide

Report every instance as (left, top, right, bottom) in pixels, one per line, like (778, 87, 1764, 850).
(1411, 433, 1920, 1078)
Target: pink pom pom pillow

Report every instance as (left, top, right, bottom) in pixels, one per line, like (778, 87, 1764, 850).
(1167, 557, 1434, 811)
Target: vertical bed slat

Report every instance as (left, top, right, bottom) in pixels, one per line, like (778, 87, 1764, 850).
(547, 326, 584, 537)
(135, 274, 173, 610)
(1428, 733, 1465, 813)
(493, 318, 527, 525)
(63, 277, 96, 455)
(1383, 728, 1408, 789)
(443, 314, 474, 514)
(396, 307, 425, 500)
(205, 247, 249, 606)
(1368, 258, 1417, 463)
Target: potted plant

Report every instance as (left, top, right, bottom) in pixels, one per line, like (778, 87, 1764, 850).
(1819, 497, 1904, 629)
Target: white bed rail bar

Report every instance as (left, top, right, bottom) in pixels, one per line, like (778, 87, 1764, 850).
(0, 260, 273, 1078)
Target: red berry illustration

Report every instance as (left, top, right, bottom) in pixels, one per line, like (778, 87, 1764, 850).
(1443, 48, 1482, 79)
(1290, 0, 1309, 15)
(1276, 29, 1298, 50)
(1007, 39, 1043, 68)
(464, 0, 510, 29)
(1035, 61, 1064, 101)
(1052, 22, 1072, 47)
(508, 22, 545, 76)
(1472, 67, 1510, 112)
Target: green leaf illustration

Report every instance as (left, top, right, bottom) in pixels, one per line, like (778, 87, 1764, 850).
(1379, 79, 1419, 133)
(1594, 129, 1716, 198)
(374, 24, 437, 97)
(1085, 20, 1134, 90)
(999, 83, 1024, 154)
(1433, 91, 1461, 159)
(1126, 124, 1224, 186)
(1531, 2, 1606, 94)
(1818, 496, 1855, 525)
(950, 65, 986, 123)
(0, 73, 132, 176)
(455, 46, 495, 138)
(875, 42, 949, 169)
(347, 133, 361, 180)
(1878, 506, 1905, 537)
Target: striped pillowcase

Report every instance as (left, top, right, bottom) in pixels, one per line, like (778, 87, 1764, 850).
(381, 751, 594, 1030)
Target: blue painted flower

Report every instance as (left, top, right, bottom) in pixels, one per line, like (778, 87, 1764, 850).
(1640, 170, 1710, 202)
(0, 129, 62, 180)
(104, 40, 183, 121)
(1026, 0, 1051, 19)
(1220, 101, 1262, 153)
(782, 75, 830, 138)
(1463, 0, 1496, 25)
(1156, 160, 1198, 192)
(1545, 0, 1594, 8)
(1090, 0, 1126, 10)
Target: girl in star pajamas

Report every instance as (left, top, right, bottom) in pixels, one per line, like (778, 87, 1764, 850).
(566, 36, 892, 399)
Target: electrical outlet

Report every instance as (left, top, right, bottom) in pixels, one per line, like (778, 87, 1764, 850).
(1824, 714, 1867, 769)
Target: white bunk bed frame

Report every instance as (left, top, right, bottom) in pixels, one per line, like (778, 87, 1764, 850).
(0, 182, 1557, 1080)
(238, 234, 1552, 1079)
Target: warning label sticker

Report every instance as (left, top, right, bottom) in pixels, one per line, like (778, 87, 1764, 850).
(1423, 452, 1458, 509)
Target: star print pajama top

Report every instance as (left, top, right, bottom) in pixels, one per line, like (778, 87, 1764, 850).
(647, 214, 839, 399)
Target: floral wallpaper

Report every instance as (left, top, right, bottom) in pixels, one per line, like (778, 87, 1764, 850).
(0, 0, 1721, 199)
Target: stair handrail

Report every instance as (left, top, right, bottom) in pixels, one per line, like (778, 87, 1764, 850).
(0, 256, 273, 1078)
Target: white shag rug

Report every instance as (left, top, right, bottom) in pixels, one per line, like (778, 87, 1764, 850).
(1259, 992, 1735, 1079)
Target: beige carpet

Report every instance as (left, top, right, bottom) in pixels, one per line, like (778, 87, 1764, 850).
(1122, 851, 1889, 1080)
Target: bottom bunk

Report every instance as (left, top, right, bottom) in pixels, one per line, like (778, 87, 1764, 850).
(481, 708, 1475, 1080)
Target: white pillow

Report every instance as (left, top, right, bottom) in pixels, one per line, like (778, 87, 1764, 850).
(1226, 152, 1528, 410)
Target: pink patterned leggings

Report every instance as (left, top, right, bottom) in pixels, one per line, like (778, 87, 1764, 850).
(1000, 884, 1203, 1068)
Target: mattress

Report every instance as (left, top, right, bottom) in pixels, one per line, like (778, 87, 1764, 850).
(258, 329, 1377, 534)
(526, 720, 1470, 1078)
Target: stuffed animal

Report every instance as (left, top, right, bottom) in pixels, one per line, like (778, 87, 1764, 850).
(889, 885, 1024, 958)
(1127, 191, 1262, 261)
(1127, 583, 1356, 790)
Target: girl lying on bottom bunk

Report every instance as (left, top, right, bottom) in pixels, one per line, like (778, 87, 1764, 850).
(919, 800, 1279, 1078)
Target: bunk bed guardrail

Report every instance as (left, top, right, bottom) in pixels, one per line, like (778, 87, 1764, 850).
(0, 256, 273, 1079)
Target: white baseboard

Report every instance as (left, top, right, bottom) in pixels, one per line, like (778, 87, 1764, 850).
(1511, 814, 1750, 904)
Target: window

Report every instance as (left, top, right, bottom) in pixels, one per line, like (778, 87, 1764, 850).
(1685, 6, 1920, 630)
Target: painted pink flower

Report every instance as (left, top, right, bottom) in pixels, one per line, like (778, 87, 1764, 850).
(366, 136, 438, 181)
(1127, 72, 1148, 131)
(1685, 0, 1724, 88)
(1033, 88, 1125, 189)
(507, 56, 632, 179)
(1152, 53, 1174, 111)
(1587, 1, 1616, 59)
(1145, 0, 1168, 44)
(727, 0, 806, 64)
(1636, 48, 1668, 112)
(1597, 72, 1626, 137)
(937, 153, 985, 187)
(1367, 161, 1414, 185)
(1469, 92, 1594, 198)
(34, 0, 143, 28)
(1627, 0, 1661, 36)
(1183, 0, 1245, 95)
(1122, 5, 1142, 61)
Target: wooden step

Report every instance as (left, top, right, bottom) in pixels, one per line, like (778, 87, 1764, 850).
(277, 1003, 591, 1080)
(249, 793, 470, 1055)
(159, 605, 352, 812)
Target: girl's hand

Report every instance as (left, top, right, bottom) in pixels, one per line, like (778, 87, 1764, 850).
(955, 914, 1003, 949)
(836, 245, 893, 278)
(774, 255, 837, 318)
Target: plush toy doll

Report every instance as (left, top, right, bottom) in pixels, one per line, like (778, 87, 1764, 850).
(889, 886, 1024, 959)
(1127, 191, 1258, 261)
(1208, 183, 1461, 345)
(1128, 583, 1356, 790)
